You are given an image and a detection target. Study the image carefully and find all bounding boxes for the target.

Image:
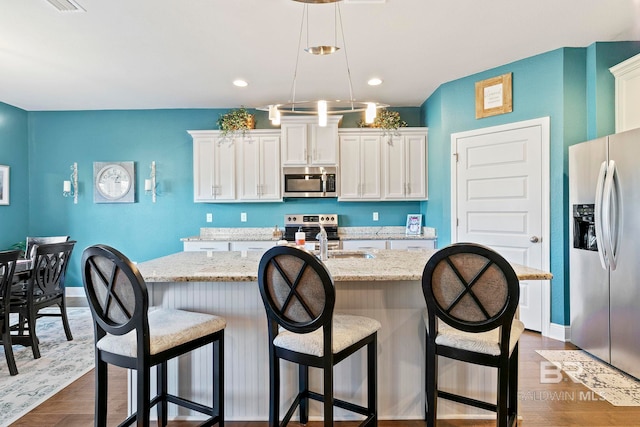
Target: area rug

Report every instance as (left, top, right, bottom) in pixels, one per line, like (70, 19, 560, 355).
(0, 307, 95, 426)
(536, 349, 640, 406)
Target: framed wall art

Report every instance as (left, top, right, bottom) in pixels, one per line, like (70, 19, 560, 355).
(475, 72, 513, 119)
(405, 214, 422, 235)
(93, 161, 135, 203)
(0, 165, 9, 205)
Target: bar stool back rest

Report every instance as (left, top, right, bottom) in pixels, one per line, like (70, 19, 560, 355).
(82, 244, 225, 427)
(83, 245, 146, 341)
(0, 250, 20, 375)
(258, 245, 379, 427)
(260, 248, 334, 335)
(422, 242, 521, 427)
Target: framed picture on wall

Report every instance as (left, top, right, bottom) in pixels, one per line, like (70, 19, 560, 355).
(405, 214, 422, 235)
(475, 72, 513, 118)
(0, 165, 9, 205)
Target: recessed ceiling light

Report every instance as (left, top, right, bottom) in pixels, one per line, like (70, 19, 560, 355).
(368, 78, 383, 86)
(233, 79, 248, 87)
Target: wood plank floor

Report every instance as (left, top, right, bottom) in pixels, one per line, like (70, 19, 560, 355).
(10, 330, 640, 426)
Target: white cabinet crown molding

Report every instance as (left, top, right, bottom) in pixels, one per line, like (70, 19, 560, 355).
(610, 53, 640, 133)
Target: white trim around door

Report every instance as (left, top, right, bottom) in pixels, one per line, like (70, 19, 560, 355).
(450, 117, 551, 337)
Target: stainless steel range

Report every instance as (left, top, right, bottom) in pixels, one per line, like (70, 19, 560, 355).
(283, 214, 340, 249)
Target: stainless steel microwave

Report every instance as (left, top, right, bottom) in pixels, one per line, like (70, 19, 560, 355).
(282, 166, 338, 198)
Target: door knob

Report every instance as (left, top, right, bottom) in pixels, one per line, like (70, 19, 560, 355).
(530, 236, 540, 243)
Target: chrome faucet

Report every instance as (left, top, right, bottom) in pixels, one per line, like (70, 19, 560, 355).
(316, 223, 328, 261)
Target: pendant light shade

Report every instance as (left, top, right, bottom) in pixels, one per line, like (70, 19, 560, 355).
(365, 102, 376, 124)
(318, 100, 328, 127)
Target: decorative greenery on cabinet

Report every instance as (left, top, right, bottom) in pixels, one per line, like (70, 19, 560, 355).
(216, 107, 255, 140)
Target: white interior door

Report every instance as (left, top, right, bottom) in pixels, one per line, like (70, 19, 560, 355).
(451, 118, 550, 334)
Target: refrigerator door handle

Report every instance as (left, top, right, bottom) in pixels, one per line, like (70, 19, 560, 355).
(602, 160, 618, 271)
(594, 160, 608, 269)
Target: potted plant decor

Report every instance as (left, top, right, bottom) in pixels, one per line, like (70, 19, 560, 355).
(217, 107, 255, 141)
(358, 109, 408, 142)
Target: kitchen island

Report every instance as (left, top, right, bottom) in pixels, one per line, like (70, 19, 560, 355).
(137, 249, 551, 422)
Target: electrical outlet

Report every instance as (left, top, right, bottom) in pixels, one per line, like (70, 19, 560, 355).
(241, 212, 247, 222)
(206, 213, 213, 223)
(373, 212, 379, 221)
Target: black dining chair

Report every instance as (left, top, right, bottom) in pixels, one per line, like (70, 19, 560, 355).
(24, 235, 70, 260)
(258, 245, 380, 427)
(82, 244, 226, 427)
(11, 240, 76, 359)
(422, 243, 522, 427)
(1, 249, 21, 376)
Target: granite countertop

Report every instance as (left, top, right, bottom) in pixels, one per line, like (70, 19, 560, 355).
(137, 249, 552, 283)
(339, 226, 437, 240)
(181, 226, 438, 242)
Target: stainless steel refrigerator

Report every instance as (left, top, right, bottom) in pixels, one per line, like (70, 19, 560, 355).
(569, 127, 640, 380)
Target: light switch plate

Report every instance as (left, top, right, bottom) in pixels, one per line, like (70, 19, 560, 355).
(206, 213, 213, 222)
(373, 212, 379, 221)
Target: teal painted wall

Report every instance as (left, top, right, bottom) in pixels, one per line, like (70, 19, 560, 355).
(421, 42, 640, 326)
(25, 108, 423, 288)
(0, 102, 29, 250)
(586, 42, 640, 139)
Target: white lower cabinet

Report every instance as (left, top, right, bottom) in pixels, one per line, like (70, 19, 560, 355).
(183, 241, 230, 252)
(341, 240, 387, 250)
(229, 241, 276, 252)
(342, 239, 436, 250)
(387, 239, 435, 250)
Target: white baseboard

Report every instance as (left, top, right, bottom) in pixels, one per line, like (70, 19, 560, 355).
(66, 287, 86, 298)
(547, 322, 570, 342)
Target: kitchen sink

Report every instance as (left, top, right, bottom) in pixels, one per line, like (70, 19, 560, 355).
(326, 251, 375, 259)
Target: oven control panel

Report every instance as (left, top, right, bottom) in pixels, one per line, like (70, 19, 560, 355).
(284, 214, 338, 227)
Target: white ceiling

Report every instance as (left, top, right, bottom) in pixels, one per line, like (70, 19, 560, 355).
(1, 0, 639, 112)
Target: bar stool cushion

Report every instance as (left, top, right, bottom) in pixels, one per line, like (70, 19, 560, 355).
(274, 313, 381, 357)
(97, 308, 226, 357)
(423, 310, 524, 356)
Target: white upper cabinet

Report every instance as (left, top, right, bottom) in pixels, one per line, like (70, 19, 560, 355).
(280, 116, 341, 166)
(382, 130, 428, 200)
(238, 133, 281, 201)
(611, 53, 640, 133)
(190, 129, 281, 203)
(339, 133, 381, 200)
(191, 131, 236, 202)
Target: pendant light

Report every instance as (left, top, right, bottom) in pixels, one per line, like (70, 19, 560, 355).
(260, 0, 387, 127)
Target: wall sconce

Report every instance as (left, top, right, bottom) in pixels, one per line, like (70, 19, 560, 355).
(144, 161, 156, 203)
(63, 162, 78, 204)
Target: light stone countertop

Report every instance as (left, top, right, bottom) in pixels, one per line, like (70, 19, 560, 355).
(137, 249, 552, 283)
(181, 226, 438, 242)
